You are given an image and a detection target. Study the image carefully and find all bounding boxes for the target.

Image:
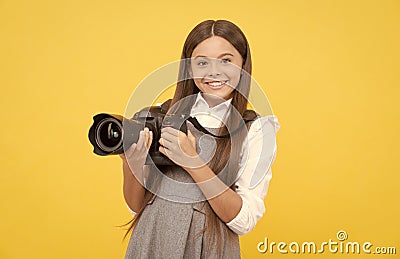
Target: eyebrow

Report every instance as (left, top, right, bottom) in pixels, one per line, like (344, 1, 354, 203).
(193, 52, 234, 59)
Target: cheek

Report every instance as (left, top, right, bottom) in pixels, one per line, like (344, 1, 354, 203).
(224, 69, 242, 88)
(193, 78, 204, 90)
(221, 63, 242, 83)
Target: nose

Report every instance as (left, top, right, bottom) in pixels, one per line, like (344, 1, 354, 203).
(207, 60, 221, 77)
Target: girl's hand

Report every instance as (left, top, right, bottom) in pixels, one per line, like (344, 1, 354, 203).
(159, 127, 204, 170)
(119, 127, 153, 179)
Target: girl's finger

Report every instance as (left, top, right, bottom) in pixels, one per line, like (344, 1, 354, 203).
(161, 126, 180, 136)
(126, 143, 137, 156)
(159, 146, 174, 159)
(136, 130, 145, 149)
(159, 146, 166, 156)
(161, 131, 177, 143)
(159, 137, 173, 150)
(187, 130, 196, 147)
(142, 127, 152, 149)
(146, 131, 153, 150)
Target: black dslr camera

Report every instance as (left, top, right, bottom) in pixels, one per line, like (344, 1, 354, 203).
(88, 100, 187, 165)
(89, 98, 253, 166)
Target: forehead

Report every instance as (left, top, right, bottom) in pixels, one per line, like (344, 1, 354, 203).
(191, 36, 241, 58)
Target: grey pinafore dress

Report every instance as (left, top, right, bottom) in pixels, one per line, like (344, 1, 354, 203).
(124, 121, 241, 259)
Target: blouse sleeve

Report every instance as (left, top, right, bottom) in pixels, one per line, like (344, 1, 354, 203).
(226, 115, 280, 235)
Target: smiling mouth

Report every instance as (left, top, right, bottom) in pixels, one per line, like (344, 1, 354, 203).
(205, 80, 228, 87)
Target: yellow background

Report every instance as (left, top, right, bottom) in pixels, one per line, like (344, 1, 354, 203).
(1, 0, 399, 258)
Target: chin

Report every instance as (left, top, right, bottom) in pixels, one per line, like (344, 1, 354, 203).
(202, 87, 233, 99)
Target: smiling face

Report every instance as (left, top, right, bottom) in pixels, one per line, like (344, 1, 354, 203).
(190, 36, 244, 104)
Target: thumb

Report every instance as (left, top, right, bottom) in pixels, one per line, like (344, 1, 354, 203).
(187, 130, 196, 146)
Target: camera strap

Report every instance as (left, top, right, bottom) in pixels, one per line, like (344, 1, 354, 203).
(161, 98, 258, 139)
(185, 115, 255, 139)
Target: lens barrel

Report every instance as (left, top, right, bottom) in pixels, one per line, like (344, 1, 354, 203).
(88, 108, 188, 165)
(88, 113, 143, 156)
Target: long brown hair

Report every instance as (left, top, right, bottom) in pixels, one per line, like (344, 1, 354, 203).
(121, 19, 253, 258)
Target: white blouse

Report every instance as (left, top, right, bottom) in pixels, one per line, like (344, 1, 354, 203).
(126, 93, 280, 236)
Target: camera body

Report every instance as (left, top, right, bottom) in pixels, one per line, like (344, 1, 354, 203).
(88, 101, 187, 165)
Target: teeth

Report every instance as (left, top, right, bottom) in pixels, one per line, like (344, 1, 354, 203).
(207, 81, 225, 87)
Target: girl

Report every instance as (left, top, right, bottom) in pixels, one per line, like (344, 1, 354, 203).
(120, 19, 280, 258)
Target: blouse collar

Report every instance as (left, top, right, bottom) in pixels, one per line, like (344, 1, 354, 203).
(191, 92, 232, 113)
(189, 93, 232, 126)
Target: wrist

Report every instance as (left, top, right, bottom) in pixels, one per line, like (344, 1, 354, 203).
(185, 166, 204, 176)
(183, 159, 208, 175)
(121, 158, 130, 168)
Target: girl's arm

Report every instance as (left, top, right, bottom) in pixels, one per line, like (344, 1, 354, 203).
(159, 116, 280, 235)
(121, 158, 146, 214)
(121, 128, 153, 214)
(185, 165, 243, 223)
(159, 127, 242, 222)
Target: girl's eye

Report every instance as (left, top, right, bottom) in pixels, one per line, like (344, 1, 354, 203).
(197, 61, 208, 66)
(221, 58, 231, 63)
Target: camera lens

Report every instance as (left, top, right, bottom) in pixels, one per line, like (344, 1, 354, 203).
(95, 117, 123, 152)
